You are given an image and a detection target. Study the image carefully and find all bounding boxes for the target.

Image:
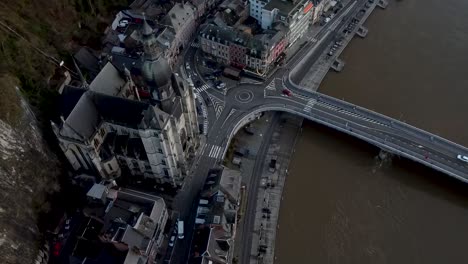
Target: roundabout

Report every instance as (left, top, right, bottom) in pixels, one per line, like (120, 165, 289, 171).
(234, 89, 254, 104)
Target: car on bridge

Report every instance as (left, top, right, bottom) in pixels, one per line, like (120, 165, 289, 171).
(457, 155, 468, 163)
(282, 89, 292, 97)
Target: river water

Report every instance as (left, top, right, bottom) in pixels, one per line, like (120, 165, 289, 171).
(275, 0, 468, 263)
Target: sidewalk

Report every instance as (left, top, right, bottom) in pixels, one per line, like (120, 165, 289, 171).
(298, 0, 379, 90)
(248, 113, 303, 264)
(229, 112, 276, 261)
(229, 112, 303, 264)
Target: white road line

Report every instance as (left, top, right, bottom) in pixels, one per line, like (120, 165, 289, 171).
(265, 80, 276, 90)
(213, 146, 222, 159)
(209, 145, 216, 157)
(303, 99, 317, 113)
(208, 146, 223, 159)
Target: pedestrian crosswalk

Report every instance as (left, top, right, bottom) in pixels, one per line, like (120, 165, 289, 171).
(303, 99, 317, 113)
(191, 42, 200, 48)
(203, 119, 208, 135)
(207, 145, 224, 160)
(195, 84, 210, 93)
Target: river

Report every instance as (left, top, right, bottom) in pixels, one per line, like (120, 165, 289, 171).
(275, 0, 468, 263)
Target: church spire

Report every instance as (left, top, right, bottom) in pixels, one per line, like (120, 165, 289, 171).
(142, 13, 153, 36)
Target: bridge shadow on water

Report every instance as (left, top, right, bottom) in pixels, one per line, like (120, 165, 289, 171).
(300, 119, 468, 210)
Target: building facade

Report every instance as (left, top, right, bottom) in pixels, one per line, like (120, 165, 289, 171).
(199, 24, 287, 74)
(53, 32, 199, 187)
(83, 184, 169, 263)
(162, 2, 198, 66)
(250, 0, 313, 45)
(189, 167, 242, 264)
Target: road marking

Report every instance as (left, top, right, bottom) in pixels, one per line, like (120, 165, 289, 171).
(196, 84, 210, 93)
(208, 94, 224, 119)
(203, 118, 208, 135)
(303, 99, 317, 113)
(265, 80, 276, 91)
(207, 145, 224, 160)
(191, 42, 200, 48)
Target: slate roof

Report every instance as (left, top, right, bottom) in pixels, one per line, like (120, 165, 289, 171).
(74, 47, 101, 76)
(61, 91, 151, 140)
(59, 85, 86, 119)
(110, 53, 142, 74)
(89, 62, 126, 96)
(163, 3, 196, 34)
(263, 0, 295, 13)
(199, 24, 266, 52)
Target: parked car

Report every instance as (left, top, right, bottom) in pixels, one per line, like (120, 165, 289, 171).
(244, 125, 255, 135)
(269, 158, 277, 173)
(282, 89, 292, 96)
(216, 82, 226, 89)
(118, 19, 129, 27)
(169, 236, 176, 247)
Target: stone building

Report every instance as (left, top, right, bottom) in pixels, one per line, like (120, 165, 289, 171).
(52, 24, 199, 187)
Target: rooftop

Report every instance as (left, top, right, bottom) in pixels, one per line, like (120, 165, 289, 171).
(59, 91, 152, 141)
(89, 62, 127, 97)
(264, 0, 296, 14)
(74, 186, 166, 264)
(163, 3, 196, 34)
(200, 24, 267, 52)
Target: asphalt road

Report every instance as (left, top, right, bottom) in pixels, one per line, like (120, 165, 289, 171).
(174, 1, 468, 262)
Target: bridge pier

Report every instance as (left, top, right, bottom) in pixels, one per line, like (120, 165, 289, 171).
(378, 149, 390, 160)
(378, 0, 388, 9)
(331, 58, 345, 72)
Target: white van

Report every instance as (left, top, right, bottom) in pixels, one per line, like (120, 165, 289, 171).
(177, 220, 184, 239)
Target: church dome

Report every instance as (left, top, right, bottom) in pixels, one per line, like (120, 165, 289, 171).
(141, 56, 172, 88)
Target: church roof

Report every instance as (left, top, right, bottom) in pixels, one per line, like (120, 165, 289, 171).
(60, 91, 151, 140)
(141, 56, 172, 89)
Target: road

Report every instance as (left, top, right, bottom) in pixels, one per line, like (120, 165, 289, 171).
(173, 0, 468, 262)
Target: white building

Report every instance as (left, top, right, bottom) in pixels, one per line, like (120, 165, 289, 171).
(250, 0, 314, 45)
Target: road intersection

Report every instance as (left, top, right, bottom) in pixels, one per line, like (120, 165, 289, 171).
(173, 1, 468, 262)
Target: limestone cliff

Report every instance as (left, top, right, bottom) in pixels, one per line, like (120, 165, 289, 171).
(0, 86, 61, 264)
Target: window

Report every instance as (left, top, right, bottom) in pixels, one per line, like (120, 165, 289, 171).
(93, 138, 99, 148)
(162, 159, 166, 166)
(163, 169, 169, 177)
(99, 128, 105, 137)
(107, 164, 113, 171)
(132, 160, 138, 168)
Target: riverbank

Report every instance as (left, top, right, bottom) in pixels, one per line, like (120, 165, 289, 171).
(231, 113, 303, 264)
(298, 0, 383, 90)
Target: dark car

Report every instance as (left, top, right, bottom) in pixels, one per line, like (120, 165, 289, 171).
(282, 89, 292, 96)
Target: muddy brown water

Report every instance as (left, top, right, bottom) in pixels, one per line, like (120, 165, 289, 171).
(275, 0, 468, 263)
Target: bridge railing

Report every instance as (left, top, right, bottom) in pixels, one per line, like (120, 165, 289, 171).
(230, 103, 468, 181)
(285, 76, 468, 155)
